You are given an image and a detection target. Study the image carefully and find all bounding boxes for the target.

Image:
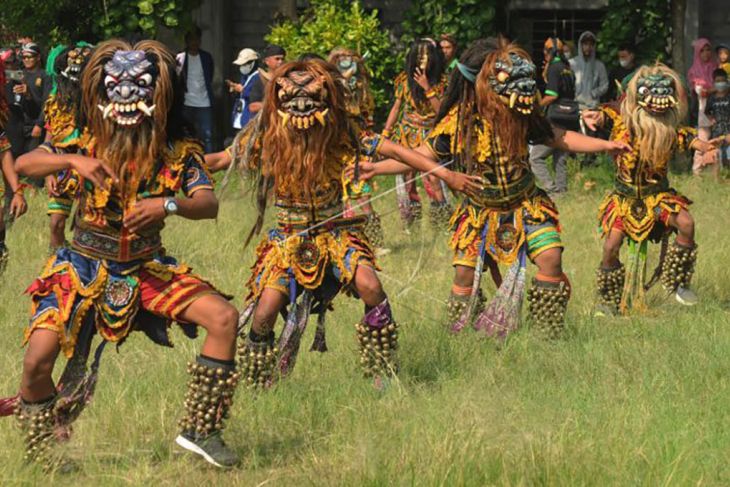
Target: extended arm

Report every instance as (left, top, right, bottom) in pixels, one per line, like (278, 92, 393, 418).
(548, 127, 630, 153)
(383, 98, 402, 135)
(17, 149, 117, 188)
(204, 149, 233, 173)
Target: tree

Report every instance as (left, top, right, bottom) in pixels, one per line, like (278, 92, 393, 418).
(670, 0, 686, 75)
(0, 0, 201, 46)
(597, 0, 671, 70)
(266, 0, 398, 122)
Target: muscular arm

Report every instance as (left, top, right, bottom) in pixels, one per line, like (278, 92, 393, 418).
(548, 127, 616, 153)
(16, 149, 73, 178)
(377, 140, 451, 178)
(175, 188, 219, 220)
(204, 150, 233, 173)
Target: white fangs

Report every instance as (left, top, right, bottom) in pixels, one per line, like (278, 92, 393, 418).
(137, 100, 156, 116)
(509, 92, 518, 109)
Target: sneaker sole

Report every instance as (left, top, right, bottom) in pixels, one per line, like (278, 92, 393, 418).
(675, 293, 698, 306)
(175, 435, 230, 469)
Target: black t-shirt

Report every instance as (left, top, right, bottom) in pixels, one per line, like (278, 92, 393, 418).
(544, 60, 575, 100)
(706, 93, 730, 138)
(607, 65, 636, 101)
(248, 74, 266, 104)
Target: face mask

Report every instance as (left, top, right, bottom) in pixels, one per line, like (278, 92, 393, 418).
(239, 62, 254, 75)
(715, 81, 729, 91)
(619, 59, 633, 68)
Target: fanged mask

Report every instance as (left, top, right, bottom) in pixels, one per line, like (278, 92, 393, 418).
(275, 70, 329, 130)
(336, 57, 358, 89)
(97, 50, 156, 127)
(489, 53, 538, 115)
(62, 46, 92, 82)
(636, 74, 678, 114)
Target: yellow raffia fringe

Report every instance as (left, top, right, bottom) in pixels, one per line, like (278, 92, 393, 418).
(598, 192, 687, 242)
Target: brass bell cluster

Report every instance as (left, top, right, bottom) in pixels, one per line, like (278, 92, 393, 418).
(179, 360, 239, 438)
(237, 336, 278, 389)
(596, 264, 625, 311)
(16, 398, 57, 464)
(526, 279, 571, 339)
(445, 293, 470, 329)
(661, 241, 698, 292)
(363, 214, 385, 249)
(356, 321, 399, 378)
(429, 201, 454, 231)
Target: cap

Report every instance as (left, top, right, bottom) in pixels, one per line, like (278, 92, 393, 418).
(233, 48, 258, 65)
(21, 42, 40, 56)
(262, 45, 286, 59)
(544, 38, 564, 51)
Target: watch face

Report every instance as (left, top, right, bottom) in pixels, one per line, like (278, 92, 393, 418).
(165, 198, 178, 214)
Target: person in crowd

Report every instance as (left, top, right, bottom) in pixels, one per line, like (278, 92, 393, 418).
(176, 26, 215, 153)
(716, 43, 730, 78)
(563, 40, 575, 61)
(226, 48, 260, 131)
(704, 68, 730, 170)
(248, 45, 286, 113)
(383, 38, 451, 230)
(440, 34, 458, 72)
(571, 31, 608, 109)
(607, 43, 638, 101)
(529, 37, 577, 196)
(687, 38, 717, 175)
(6, 42, 51, 159)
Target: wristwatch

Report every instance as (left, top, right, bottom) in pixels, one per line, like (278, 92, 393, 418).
(163, 197, 179, 216)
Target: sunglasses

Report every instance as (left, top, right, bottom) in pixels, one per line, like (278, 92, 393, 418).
(21, 54, 37, 59)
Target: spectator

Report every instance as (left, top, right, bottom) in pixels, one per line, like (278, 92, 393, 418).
(687, 38, 717, 175)
(607, 43, 638, 101)
(562, 40, 575, 61)
(570, 32, 608, 166)
(176, 26, 215, 152)
(439, 34, 458, 72)
(248, 45, 285, 113)
(571, 31, 608, 109)
(716, 43, 730, 77)
(529, 37, 577, 196)
(704, 69, 730, 170)
(5, 42, 50, 159)
(227, 48, 260, 131)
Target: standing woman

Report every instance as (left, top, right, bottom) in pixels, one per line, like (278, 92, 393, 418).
(687, 38, 717, 175)
(383, 38, 451, 231)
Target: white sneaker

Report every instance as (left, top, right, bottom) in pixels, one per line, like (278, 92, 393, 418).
(674, 286, 698, 306)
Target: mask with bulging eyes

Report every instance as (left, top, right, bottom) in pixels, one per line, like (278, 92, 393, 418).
(636, 74, 678, 114)
(61, 46, 92, 82)
(337, 56, 358, 89)
(488, 53, 538, 116)
(96, 50, 157, 127)
(275, 69, 330, 131)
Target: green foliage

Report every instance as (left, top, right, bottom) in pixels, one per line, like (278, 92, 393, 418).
(597, 0, 671, 70)
(401, 0, 497, 52)
(266, 0, 398, 124)
(0, 0, 200, 46)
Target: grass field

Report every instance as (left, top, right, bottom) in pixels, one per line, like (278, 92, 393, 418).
(0, 159, 729, 486)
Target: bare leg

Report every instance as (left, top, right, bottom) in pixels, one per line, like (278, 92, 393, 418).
(667, 209, 695, 244)
(177, 294, 239, 361)
(352, 264, 387, 306)
(601, 229, 625, 268)
(49, 214, 67, 250)
(20, 329, 61, 402)
(532, 247, 563, 279)
(250, 288, 288, 336)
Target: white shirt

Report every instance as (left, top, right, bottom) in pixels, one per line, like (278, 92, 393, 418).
(184, 53, 210, 108)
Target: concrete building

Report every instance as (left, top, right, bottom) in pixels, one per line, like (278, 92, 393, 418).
(184, 0, 727, 145)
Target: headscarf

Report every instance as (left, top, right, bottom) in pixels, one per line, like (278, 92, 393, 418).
(687, 38, 717, 91)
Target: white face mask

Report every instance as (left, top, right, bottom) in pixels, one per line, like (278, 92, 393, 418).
(619, 58, 633, 69)
(239, 61, 254, 75)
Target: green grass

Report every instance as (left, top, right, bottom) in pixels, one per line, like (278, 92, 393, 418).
(1, 159, 729, 485)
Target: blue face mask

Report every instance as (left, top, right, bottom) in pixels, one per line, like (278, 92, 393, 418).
(715, 81, 729, 91)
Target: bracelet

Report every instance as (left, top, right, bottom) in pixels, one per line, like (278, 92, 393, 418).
(382, 129, 392, 138)
(14, 183, 29, 196)
(425, 88, 438, 99)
